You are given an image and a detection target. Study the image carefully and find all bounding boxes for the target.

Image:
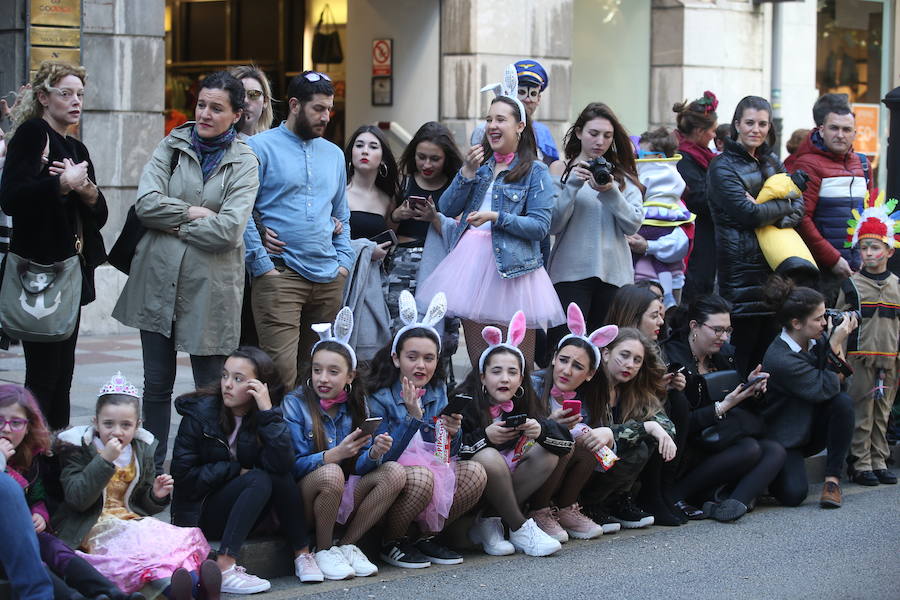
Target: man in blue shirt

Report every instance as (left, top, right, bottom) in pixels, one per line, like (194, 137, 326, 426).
(244, 71, 353, 388)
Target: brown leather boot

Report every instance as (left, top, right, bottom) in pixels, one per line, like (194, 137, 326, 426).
(819, 481, 842, 508)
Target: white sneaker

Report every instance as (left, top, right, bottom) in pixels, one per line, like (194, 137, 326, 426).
(219, 565, 271, 594)
(314, 546, 355, 580)
(294, 552, 324, 583)
(340, 544, 379, 577)
(509, 518, 562, 557)
(468, 515, 515, 556)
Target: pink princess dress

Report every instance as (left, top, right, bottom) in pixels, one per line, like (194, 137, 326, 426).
(416, 182, 564, 329)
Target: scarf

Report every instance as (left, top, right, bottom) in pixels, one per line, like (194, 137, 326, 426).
(320, 390, 349, 412)
(493, 152, 515, 165)
(550, 386, 577, 401)
(676, 130, 715, 171)
(191, 125, 236, 181)
(489, 400, 515, 419)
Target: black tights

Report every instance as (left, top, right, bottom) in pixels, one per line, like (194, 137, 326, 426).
(639, 390, 691, 521)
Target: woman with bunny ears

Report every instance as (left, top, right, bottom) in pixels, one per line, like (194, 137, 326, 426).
(366, 291, 487, 568)
(416, 64, 564, 368)
(454, 311, 572, 557)
(282, 307, 410, 581)
(528, 303, 619, 540)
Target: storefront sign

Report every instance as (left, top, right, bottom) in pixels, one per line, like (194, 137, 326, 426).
(372, 39, 392, 77)
(29, 46, 81, 71)
(30, 0, 81, 28)
(30, 25, 80, 47)
(853, 103, 880, 156)
(28, 0, 82, 73)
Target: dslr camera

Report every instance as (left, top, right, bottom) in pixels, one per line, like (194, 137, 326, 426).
(585, 156, 614, 186)
(825, 309, 860, 328)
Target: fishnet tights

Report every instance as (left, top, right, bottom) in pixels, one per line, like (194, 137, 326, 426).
(383, 466, 435, 541)
(462, 319, 537, 370)
(416, 459, 488, 536)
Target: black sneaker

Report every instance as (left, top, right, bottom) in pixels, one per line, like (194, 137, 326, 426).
(851, 470, 880, 486)
(380, 539, 431, 569)
(415, 537, 463, 565)
(607, 495, 654, 529)
(581, 504, 621, 534)
(873, 469, 898, 484)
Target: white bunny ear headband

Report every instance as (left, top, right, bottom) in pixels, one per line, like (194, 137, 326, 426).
(479, 311, 528, 372)
(480, 63, 527, 125)
(557, 303, 618, 368)
(391, 291, 447, 354)
(311, 306, 357, 369)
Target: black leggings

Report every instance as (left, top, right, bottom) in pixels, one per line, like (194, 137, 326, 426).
(769, 392, 854, 507)
(23, 315, 80, 430)
(639, 390, 690, 513)
(670, 437, 786, 506)
(200, 469, 309, 556)
(547, 278, 620, 363)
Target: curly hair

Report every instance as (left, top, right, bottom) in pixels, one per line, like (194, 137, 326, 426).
(10, 61, 86, 135)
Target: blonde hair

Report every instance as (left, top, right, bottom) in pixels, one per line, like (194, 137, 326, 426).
(229, 64, 274, 135)
(10, 61, 86, 136)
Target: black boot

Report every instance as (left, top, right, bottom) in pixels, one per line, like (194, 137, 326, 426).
(62, 554, 122, 600)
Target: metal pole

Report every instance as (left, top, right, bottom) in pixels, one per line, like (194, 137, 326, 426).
(770, 2, 783, 159)
(881, 86, 900, 274)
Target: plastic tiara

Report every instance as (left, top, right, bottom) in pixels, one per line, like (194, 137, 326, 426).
(99, 371, 141, 399)
(311, 306, 357, 369)
(391, 291, 447, 354)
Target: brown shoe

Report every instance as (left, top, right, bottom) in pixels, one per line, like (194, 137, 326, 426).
(820, 481, 842, 508)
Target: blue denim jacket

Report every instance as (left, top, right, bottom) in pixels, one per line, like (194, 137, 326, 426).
(367, 380, 461, 462)
(439, 157, 555, 278)
(282, 389, 381, 479)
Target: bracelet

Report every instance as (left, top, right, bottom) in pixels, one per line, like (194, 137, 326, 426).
(714, 401, 725, 419)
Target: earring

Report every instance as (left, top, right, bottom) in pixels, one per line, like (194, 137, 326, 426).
(514, 386, 525, 399)
(347, 160, 353, 171)
(691, 334, 697, 342)
(306, 378, 312, 387)
(516, 131, 521, 142)
(379, 162, 388, 177)
(481, 385, 487, 396)
(344, 382, 353, 393)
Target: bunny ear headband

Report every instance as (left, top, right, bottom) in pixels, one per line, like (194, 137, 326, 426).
(311, 306, 357, 369)
(479, 311, 528, 372)
(480, 63, 527, 125)
(392, 290, 447, 354)
(557, 303, 618, 368)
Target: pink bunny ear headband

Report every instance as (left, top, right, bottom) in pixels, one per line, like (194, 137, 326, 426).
(557, 303, 618, 367)
(392, 291, 448, 354)
(479, 311, 528, 372)
(311, 306, 357, 368)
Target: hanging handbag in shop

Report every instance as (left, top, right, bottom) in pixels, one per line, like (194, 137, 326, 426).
(311, 4, 343, 65)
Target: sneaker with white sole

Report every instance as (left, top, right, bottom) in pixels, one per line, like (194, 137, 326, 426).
(314, 546, 355, 580)
(582, 504, 622, 534)
(556, 503, 603, 539)
(294, 552, 324, 583)
(339, 544, 378, 577)
(380, 539, 431, 569)
(608, 495, 654, 529)
(527, 506, 568, 543)
(468, 515, 515, 556)
(219, 565, 271, 595)
(415, 537, 463, 565)
(509, 518, 562, 556)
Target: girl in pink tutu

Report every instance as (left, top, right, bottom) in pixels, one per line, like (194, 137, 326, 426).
(54, 373, 218, 600)
(416, 64, 564, 367)
(366, 291, 487, 568)
(455, 311, 573, 558)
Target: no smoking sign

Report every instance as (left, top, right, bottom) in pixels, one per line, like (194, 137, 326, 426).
(372, 39, 392, 76)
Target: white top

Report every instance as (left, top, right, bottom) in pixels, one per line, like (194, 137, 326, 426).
(475, 181, 495, 230)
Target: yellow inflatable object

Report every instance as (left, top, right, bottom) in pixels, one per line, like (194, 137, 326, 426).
(753, 173, 818, 279)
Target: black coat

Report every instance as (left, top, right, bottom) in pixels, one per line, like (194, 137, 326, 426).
(0, 118, 107, 304)
(706, 138, 790, 317)
(170, 394, 295, 527)
(678, 153, 717, 297)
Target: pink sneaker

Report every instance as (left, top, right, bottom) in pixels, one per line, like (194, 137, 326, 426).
(557, 503, 603, 539)
(527, 507, 568, 543)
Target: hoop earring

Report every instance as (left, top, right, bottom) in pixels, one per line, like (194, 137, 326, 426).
(379, 162, 388, 177)
(481, 385, 487, 396)
(306, 378, 312, 387)
(344, 382, 352, 393)
(514, 386, 525, 399)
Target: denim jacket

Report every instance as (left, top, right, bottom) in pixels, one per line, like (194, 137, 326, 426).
(439, 157, 555, 278)
(282, 389, 381, 479)
(367, 380, 461, 462)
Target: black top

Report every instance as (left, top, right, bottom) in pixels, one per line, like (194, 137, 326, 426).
(0, 118, 108, 304)
(396, 176, 450, 245)
(349, 210, 389, 240)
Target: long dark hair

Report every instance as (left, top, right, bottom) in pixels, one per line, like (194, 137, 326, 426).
(562, 102, 640, 191)
(365, 327, 446, 393)
(345, 125, 401, 203)
(478, 96, 538, 184)
(300, 341, 368, 453)
(730, 95, 777, 149)
(398, 121, 463, 183)
(590, 328, 665, 426)
(605, 284, 663, 330)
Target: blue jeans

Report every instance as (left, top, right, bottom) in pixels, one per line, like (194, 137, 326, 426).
(0, 472, 53, 599)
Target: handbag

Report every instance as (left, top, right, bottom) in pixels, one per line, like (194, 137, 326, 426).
(700, 369, 741, 404)
(0, 252, 82, 342)
(311, 4, 343, 65)
(696, 406, 764, 453)
(107, 148, 180, 274)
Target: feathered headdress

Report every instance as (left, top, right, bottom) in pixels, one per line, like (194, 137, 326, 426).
(480, 64, 527, 124)
(311, 306, 357, 368)
(479, 311, 527, 372)
(845, 191, 900, 249)
(557, 303, 618, 368)
(392, 291, 447, 354)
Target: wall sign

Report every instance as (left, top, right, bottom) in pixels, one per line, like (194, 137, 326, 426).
(372, 39, 392, 76)
(29, 0, 82, 73)
(852, 103, 880, 156)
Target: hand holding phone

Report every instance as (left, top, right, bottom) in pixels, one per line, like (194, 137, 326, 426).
(562, 399, 582, 417)
(359, 417, 383, 436)
(503, 413, 527, 428)
(441, 394, 472, 416)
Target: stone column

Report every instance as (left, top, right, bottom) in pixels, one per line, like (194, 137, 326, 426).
(440, 0, 574, 149)
(0, 0, 28, 101)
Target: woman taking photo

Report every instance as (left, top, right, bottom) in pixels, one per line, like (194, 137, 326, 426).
(0, 61, 107, 430)
(707, 96, 801, 376)
(417, 65, 563, 367)
(113, 71, 258, 472)
(546, 102, 643, 352)
(662, 295, 785, 523)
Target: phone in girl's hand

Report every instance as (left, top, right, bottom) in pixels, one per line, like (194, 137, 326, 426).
(408, 195, 428, 210)
(561, 399, 582, 417)
(441, 394, 472, 416)
(359, 417, 383, 436)
(504, 414, 527, 428)
(744, 374, 768, 389)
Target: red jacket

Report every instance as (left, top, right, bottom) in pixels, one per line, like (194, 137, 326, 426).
(789, 131, 873, 270)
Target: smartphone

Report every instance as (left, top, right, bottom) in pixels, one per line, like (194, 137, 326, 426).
(441, 393, 472, 416)
(358, 417, 383, 436)
(408, 195, 429, 210)
(667, 362, 685, 375)
(504, 414, 527, 428)
(561, 399, 582, 417)
(369, 229, 398, 246)
(744, 374, 768, 389)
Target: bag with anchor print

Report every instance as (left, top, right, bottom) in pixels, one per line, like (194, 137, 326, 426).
(0, 252, 82, 342)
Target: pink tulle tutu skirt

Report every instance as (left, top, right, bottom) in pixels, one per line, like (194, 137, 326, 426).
(337, 475, 361, 525)
(416, 229, 564, 329)
(396, 432, 456, 532)
(78, 517, 210, 593)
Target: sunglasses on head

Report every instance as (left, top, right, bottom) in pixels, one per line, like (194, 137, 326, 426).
(302, 71, 332, 83)
(245, 89, 264, 100)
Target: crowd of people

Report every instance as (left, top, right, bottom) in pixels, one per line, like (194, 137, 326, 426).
(0, 57, 898, 600)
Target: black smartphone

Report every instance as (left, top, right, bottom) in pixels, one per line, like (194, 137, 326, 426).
(358, 417, 383, 436)
(744, 374, 768, 389)
(441, 394, 472, 416)
(667, 362, 685, 375)
(504, 414, 527, 428)
(369, 229, 398, 246)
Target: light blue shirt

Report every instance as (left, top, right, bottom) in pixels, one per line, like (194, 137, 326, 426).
(244, 123, 353, 282)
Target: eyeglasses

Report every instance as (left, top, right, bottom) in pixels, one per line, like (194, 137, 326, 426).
(0, 417, 28, 432)
(702, 323, 733, 337)
(302, 71, 332, 83)
(47, 87, 84, 100)
(245, 89, 265, 100)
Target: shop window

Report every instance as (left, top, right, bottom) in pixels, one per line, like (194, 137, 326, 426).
(816, 0, 883, 104)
